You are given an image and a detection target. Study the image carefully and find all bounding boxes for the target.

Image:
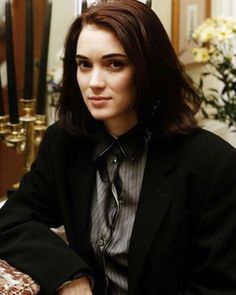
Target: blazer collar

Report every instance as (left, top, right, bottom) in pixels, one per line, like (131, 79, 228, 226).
(128, 138, 177, 295)
(93, 124, 147, 162)
(65, 138, 96, 254)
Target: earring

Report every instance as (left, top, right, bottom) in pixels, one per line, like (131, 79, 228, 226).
(151, 99, 162, 117)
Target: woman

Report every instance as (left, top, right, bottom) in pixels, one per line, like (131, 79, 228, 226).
(0, 1, 236, 294)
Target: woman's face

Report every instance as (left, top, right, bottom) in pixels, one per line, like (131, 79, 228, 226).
(76, 25, 138, 136)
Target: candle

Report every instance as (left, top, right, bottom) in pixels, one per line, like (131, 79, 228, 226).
(24, 0, 34, 100)
(146, 0, 152, 8)
(82, 0, 88, 13)
(0, 71, 4, 116)
(36, 0, 52, 115)
(5, 0, 19, 124)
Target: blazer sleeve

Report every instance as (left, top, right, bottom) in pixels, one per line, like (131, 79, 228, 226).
(183, 142, 236, 294)
(0, 125, 93, 295)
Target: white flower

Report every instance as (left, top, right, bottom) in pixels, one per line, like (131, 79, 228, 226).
(192, 16, 236, 127)
(52, 49, 64, 84)
(192, 16, 236, 65)
(47, 49, 64, 93)
(193, 48, 210, 63)
(192, 20, 215, 43)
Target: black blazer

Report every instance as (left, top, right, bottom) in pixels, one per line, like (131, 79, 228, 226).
(0, 123, 236, 295)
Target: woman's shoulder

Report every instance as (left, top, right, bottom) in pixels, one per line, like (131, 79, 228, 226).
(183, 128, 235, 153)
(175, 128, 236, 169)
(44, 121, 69, 137)
(41, 122, 93, 153)
(43, 122, 85, 144)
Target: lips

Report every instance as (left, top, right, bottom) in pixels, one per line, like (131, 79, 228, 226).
(88, 96, 111, 107)
(88, 96, 111, 101)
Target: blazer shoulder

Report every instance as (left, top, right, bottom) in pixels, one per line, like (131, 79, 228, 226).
(175, 128, 236, 171)
(44, 121, 69, 140)
(185, 128, 236, 154)
(41, 122, 94, 155)
(43, 122, 83, 146)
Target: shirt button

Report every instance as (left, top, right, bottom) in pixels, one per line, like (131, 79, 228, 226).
(113, 157, 118, 163)
(98, 238, 105, 247)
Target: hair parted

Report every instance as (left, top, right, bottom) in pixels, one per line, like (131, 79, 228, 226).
(57, 0, 201, 138)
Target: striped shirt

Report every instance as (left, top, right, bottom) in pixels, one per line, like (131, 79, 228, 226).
(90, 125, 148, 295)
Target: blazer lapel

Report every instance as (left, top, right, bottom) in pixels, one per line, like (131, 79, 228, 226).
(128, 139, 176, 295)
(65, 138, 96, 254)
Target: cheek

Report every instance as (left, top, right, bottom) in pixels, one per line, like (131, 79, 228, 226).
(76, 71, 81, 88)
(76, 70, 86, 91)
(115, 72, 136, 95)
(122, 78, 136, 101)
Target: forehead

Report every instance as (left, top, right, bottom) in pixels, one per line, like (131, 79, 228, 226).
(76, 25, 126, 55)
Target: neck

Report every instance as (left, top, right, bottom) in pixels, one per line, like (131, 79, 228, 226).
(104, 110, 138, 137)
(105, 121, 138, 137)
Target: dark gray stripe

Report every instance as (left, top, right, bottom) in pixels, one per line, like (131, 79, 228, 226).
(90, 149, 147, 295)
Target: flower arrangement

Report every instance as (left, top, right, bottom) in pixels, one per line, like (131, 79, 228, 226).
(46, 49, 64, 124)
(47, 49, 64, 105)
(192, 16, 236, 128)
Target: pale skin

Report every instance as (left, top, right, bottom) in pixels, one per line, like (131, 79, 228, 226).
(76, 24, 138, 136)
(57, 25, 138, 294)
(57, 277, 92, 295)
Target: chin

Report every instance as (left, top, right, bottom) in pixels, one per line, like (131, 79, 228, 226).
(89, 111, 112, 121)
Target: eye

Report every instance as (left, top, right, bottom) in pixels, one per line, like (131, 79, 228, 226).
(108, 60, 125, 70)
(76, 59, 92, 70)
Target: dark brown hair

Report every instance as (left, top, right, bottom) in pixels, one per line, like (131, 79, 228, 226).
(57, 0, 201, 137)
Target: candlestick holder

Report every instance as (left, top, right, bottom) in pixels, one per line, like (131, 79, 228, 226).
(0, 99, 47, 172)
(5, 122, 25, 152)
(0, 116, 9, 142)
(34, 114, 47, 147)
(19, 99, 36, 171)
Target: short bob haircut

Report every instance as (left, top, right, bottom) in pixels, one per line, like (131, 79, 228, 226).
(57, 0, 201, 138)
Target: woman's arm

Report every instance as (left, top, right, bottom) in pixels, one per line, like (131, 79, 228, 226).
(0, 124, 93, 294)
(57, 277, 92, 295)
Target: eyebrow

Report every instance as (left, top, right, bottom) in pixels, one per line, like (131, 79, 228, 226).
(75, 53, 128, 59)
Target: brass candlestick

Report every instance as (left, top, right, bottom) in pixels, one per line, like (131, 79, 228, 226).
(34, 114, 47, 146)
(0, 99, 47, 172)
(0, 116, 9, 143)
(5, 122, 25, 152)
(20, 99, 36, 171)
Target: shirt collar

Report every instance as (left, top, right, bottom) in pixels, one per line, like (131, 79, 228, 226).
(92, 124, 147, 163)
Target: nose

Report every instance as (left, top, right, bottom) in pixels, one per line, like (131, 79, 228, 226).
(89, 67, 106, 89)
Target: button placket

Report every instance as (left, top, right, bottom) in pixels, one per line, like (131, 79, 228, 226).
(98, 237, 105, 247)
